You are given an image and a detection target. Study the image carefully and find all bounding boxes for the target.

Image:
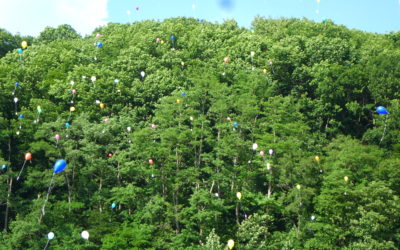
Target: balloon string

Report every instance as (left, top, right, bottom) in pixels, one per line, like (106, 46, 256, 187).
(43, 240, 50, 250)
(39, 172, 55, 223)
(379, 115, 388, 145)
(16, 160, 27, 181)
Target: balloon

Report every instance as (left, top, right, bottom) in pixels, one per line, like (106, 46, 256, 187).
(171, 36, 175, 41)
(96, 42, 103, 48)
(114, 79, 119, 83)
(266, 162, 271, 170)
(25, 153, 32, 161)
(227, 117, 232, 121)
(263, 69, 268, 74)
(81, 230, 89, 240)
(91, 76, 96, 82)
(181, 92, 186, 96)
(17, 48, 23, 54)
(219, 0, 234, 11)
(376, 106, 388, 115)
(156, 38, 161, 43)
(151, 124, 157, 129)
(269, 61, 273, 65)
(19, 114, 24, 119)
(136, 7, 139, 11)
(140, 71, 145, 78)
(252, 143, 258, 150)
(71, 89, 77, 94)
(127, 10, 131, 15)
(127, 126, 132, 132)
(55, 134, 60, 141)
(311, 215, 316, 221)
(260, 151, 265, 156)
(181, 61, 185, 66)
(48, 232, 55, 240)
(224, 56, 229, 63)
(250, 51, 255, 57)
(15, 82, 19, 87)
(108, 153, 113, 158)
(13, 97, 18, 103)
(236, 192, 242, 200)
(233, 122, 239, 127)
(189, 116, 194, 121)
(95, 100, 101, 104)
(2, 164, 6, 170)
(96, 33, 101, 38)
(315, 156, 320, 162)
(344, 176, 349, 182)
(65, 122, 70, 127)
(21, 41, 28, 49)
(111, 202, 116, 209)
(103, 118, 109, 123)
(100, 103, 105, 109)
(316, 0, 321, 3)
(37, 105, 42, 113)
(269, 149, 274, 155)
(53, 160, 67, 173)
(227, 239, 235, 250)
(149, 159, 154, 165)
(176, 99, 181, 104)
(70, 107, 75, 112)
(296, 184, 301, 190)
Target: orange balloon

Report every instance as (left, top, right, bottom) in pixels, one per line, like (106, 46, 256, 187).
(149, 159, 154, 165)
(25, 153, 32, 161)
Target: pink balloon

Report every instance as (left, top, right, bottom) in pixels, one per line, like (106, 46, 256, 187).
(156, 38, 161, 43)
(269, 61, 273, 65)
(96, 33, 101, 38)
(151, 124, 157, 129)
(71, 89, 77, 94)
(260, 151, 265, 156)
(55, 134, 60, 141)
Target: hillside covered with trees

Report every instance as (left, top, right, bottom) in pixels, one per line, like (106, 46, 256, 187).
(0, 18, 400, 249)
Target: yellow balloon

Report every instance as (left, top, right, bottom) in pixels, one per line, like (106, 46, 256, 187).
(296, 184, 301, 190)
(176, 99, 181, 104)
(21, 41, 28, 49)
(315, 156, 320, 162)
(181, 61, 185, 66)
(316, 0, 320, 3)
(263, 69, 268, 74)
(227, 239, 235, 250)
(189, 116, 194, 121)
(344, 176, 349, 182)
(100, 103, 105, 109)
(70, 107, 76, 112)
(236, 192, 242, 200)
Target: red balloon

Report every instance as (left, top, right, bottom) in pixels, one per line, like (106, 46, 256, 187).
(136, 7, 139, 11)
(108, 153, 113, 158)
(149, 159, 154, 165)
(25, 153, 32, 161)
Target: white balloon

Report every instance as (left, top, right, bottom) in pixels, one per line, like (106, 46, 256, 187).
(13, 97, 18, 103)
(250, 51, 255, 57)
(114, 79, 119, 83)
(127, 10, 131, 15)
(48, 232, 55, 240)
(81, 230, 89, 240)
(140, 71, 145, 78)
(127, 126, 131, 132)
(91, 76, 96, 82)
(311, 215, 316, 221)
(70, 81, 75, 85)
(252, 143, 258, 150)
(269, 149, 274, 155)
(95, 100, 101, 104)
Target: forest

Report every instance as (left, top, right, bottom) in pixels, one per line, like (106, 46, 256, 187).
(0, 17, 399, 249)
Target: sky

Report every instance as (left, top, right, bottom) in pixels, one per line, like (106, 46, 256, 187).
(0, 0, 399, 37)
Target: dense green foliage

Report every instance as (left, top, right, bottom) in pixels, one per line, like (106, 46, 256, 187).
(0, 18, 399, 249)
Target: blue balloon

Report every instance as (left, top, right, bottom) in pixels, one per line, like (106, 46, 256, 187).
(376, 106, 388, 115)
(111, 202, 116, 209)
(2, 165, 6, 170)
(19, 114, 24, 119)
(218, 0, 234, 11)
(65, 122, 70, 127)
(171, 36, 175, 41)
(53, 159, 67, 173)
(233, 121, 239, 127)
(15, 82, 19, 87)
(199, 19, 204, 23)
(181, 92, 186, 96)
(97, 42, 103, 48)
(17, 48, 23, 54)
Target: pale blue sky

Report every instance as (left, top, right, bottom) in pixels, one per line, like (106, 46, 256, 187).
(0, 0, 399, 36)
